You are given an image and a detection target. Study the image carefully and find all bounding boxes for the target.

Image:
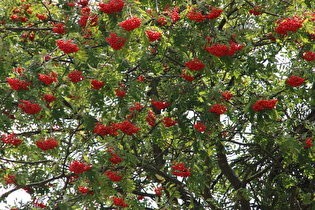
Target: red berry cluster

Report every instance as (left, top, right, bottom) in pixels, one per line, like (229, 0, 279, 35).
(186, 9, 204, 22)
(168, 7, 180, 23)
(302, 51, 315, 61)
(6, 78, 31, 90)
(146, 110, 156, 126)
(172, 163, 191, 177)
(23, 187, 31, 193)
(68, 70, 84, 83)
(81, 7, 91, 16)
(33, 200, 46, 209)
(79, 13, 98, 28)
(90, 79, 104, 90)
(9, 3, 31, 23)
(127, 102, 143, 119)
(118, 120, 141, 135)
(163, 117, 178, 127)
(221, 91, 233, 100)
(249, 5, 263, 16)
(151, 99, 171, 110)
(129, 102, 143, 112)
(309, 32, 315, 40)
(1, 133, 22, 146)
(119, 17, 142, 31)
(109, 151, 123, 164)
(186, 7, 223, 22)
(93, 123, 119, 136)
(69, 160, 91, 174)
(145, 30, 162, 42)
(13, 67, 25, 74)
(52, 23, 66, 35)
(286, 76, 305, 87)
(209, 104, 228, 115)
(205, 44, 228, 57)
(308, 13, 315, 21)
(10, 14, 28, 22)
(205, 8, 224, 19)
(185, 59, 205, 71)
(18, 100, 42, 114)
(77, 0, 89, 8)
(181, 70, 194, 81)
(56, 39, 79, 54)
(252, 99, 278, 112)
(304, 137, 313, 149)
(137, 195, 145, 200)
(36, 13, 47, 21)
(38, 72, 57, 85)
(78, 186, 90, 194)
(36, 137, 58, 151)
(275, 16, 303, 35)
(106, 33, 126, 50)
(113, 197, 128, 208)
(4, 174, 16, 185)
(157, 17, 167, 26)
(115, 88, 126, 97)
(104, 171, 123, 182)
(137, 75, 145, 82)
(154, 187, 164, 195)
(94, 121, 140, 136)
(194, 121, 206, 132)
(42, 94, 56, 105)
(155, 186, 163, 195)
(21, 31, 35, 42)
(99, 0, 125, 15)
(228, 41, 245, 55)
(205, 41, 244, 57)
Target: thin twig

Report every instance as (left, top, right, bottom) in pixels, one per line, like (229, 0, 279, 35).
(0, 27, 52, 32)
(0, 157, 53, 165)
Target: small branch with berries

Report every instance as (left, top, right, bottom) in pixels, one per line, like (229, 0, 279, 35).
(0, 173, 65, 200)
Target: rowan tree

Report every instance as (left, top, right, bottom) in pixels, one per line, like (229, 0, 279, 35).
(1, 0, 315, 209)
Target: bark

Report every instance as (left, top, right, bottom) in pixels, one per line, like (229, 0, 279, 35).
(216, 140, 251, 210)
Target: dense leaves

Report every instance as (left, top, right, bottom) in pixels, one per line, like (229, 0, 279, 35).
(1, 0, 315, 209)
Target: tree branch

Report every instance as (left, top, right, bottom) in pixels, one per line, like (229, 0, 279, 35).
(0, 27, 53, 32)
(0, 157, 53, 165)
(215, 139, 251, 209)
(218, 1, 238, 31)
(0, 173, 65, 200)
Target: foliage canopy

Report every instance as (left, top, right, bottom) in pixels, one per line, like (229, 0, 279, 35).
(1, 0, 315, 209)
